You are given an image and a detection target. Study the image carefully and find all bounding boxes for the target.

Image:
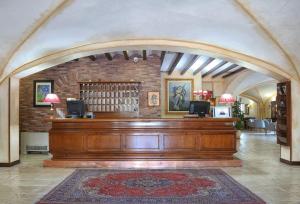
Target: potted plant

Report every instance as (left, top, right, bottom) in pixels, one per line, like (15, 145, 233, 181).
(232, 100, 244, 138)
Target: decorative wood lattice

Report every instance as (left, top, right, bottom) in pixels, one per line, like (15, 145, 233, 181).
(79, 81, 141, 113)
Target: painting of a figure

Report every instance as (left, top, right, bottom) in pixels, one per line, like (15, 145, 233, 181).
(166, 79, 193, 113)
(148, 92, 160, 106)
(33, 80, 54, 107)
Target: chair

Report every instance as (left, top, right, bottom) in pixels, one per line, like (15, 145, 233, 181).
(254, 119, 266, 132)
(264, 120, 276, 134)
(263, 119, 269, 134)
(247, 119, 276, 135)
(246, 119, 255, 130)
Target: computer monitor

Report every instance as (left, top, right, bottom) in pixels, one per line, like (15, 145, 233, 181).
(189, 101, 210, 117)
(66, 100, 85, 118)
(213, 106, 231, 118)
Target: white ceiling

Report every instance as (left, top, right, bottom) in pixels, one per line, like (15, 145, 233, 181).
(225, 70, 276, 96)
(0, 0, 299, 82)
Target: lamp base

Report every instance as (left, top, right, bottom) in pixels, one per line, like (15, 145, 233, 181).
(49, 103, 55, 119)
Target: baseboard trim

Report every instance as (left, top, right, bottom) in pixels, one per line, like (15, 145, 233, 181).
(0, 160, 20, 167)
(43, 159, 242, 168)
(280, 158, 300, 165)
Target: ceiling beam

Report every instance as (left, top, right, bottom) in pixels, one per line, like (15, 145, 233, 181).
(123, 51, 129, 60)
(143, 50, 147, 60)
(104, 53, 113, 61)
(222, 67, 247, 78)
(180, 55, 200, 75)
(193, 57, 214, 75)
(160, 51, 166, 66)
(88, 55, 96, 61)
(212, 64, 238, 78)
(202, 61, 227, 78)
(168, 53, 184, 75)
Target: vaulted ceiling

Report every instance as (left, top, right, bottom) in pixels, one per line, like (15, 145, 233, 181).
(0, 0, 299, 82)
(241, 82, 277, 103)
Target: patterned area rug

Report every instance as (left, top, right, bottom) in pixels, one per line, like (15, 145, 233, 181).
(37, 169, 265, 204)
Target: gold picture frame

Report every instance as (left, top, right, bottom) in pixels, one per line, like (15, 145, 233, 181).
(165, 79, 194, 114)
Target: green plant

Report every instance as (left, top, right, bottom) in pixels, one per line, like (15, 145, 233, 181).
(232, 100, 244, 130)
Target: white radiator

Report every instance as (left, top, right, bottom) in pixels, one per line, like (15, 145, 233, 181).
(26, 145, 48, 152)
(21, 132, 49, 154)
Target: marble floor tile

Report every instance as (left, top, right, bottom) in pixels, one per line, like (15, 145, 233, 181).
(0, 131, 300, 204)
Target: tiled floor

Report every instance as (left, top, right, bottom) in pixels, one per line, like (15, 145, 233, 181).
(0, 131, 300, 204)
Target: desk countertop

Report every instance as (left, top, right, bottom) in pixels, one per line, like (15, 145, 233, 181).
(47, 117, 237, 123)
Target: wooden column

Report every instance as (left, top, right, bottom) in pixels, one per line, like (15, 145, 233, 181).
(280, 80, 300, 165)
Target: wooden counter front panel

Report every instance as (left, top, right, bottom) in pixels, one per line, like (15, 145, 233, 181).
(124, 133, 160, 151)
(86, 132, 121, 152)
(50, 132, 84, 153)
(163, 133, 196, 150)
(48, 118, 237, 160)
(199, 133, 235, 150)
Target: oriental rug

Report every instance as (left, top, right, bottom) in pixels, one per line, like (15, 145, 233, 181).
(36, 169, 265, 204)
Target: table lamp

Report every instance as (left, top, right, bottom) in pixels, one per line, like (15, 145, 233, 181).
(44, 93, 61, 111)
(219, 93, 235, 104)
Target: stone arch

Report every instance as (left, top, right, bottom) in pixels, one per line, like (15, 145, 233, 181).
(0, 39, 293, 82)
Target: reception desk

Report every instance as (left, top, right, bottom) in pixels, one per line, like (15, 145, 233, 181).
(47, 118, 237, 163)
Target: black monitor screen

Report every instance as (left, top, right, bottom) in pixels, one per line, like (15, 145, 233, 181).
(66, 100, 85, 118)
(189, 101, 210, 117)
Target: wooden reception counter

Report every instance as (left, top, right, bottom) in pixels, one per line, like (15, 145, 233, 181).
(45, 118, 239, 167)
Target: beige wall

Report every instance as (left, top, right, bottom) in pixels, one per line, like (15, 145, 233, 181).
(0, 78, 9, 163)
(10, 77, 19, 162)
(0, 77, 19, 164)
(291, 80, 300, 161)
(202, 80, 225, 97)
(240, 97, 258, 118)
(262, 97, 276, 119)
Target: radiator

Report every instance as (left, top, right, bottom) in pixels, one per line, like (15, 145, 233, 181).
(26, 145, 48, 153)
(21, 132, 49, 154)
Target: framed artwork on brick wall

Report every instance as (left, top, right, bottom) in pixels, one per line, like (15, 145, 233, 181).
(33, 80, 54, 107)
(165, 79, 193, 114)
(148, 91, 160, 106)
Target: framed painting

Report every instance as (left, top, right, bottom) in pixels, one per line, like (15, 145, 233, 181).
(165, 79, 193, 114)
(148, 91, 160, 106)
(245, 104, 250, 115)
(33, 80, 54, 107)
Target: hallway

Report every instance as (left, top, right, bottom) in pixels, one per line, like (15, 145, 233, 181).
(0, 132, 299, 204)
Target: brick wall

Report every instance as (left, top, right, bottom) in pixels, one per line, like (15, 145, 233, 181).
(20, 55, 161, 132)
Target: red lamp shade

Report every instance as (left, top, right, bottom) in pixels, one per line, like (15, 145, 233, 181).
(193, 90, 213, 100)
(43, 94, 61, 103)
(219, 93, 235, 104)
(193, 90, 203, 95)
